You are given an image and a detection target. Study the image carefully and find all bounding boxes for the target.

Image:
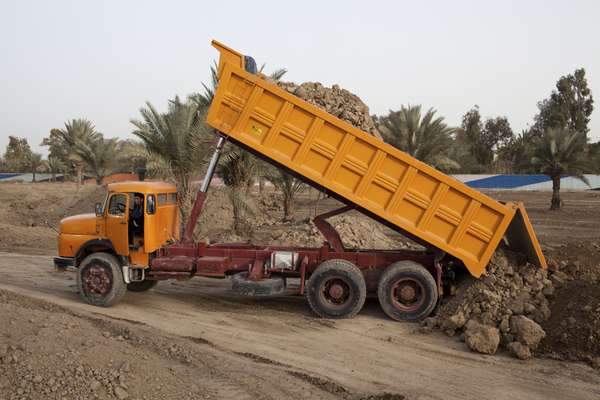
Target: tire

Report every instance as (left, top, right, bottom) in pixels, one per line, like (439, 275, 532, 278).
(77, 252, 127, 307)
(306, 259, 366, 319)
(231, 272, 285, 296)
(377, 261, 438, 322)
(127, 280, 158, 292)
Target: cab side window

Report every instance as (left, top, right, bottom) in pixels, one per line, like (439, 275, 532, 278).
(108, 194, 127, 216)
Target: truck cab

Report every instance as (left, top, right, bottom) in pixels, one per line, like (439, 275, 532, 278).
(54, 181, 179, 305)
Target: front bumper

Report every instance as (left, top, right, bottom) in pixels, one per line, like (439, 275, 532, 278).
(54, 256, 75, 270)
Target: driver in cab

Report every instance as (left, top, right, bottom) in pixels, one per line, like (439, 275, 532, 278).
(129, 194, 144, 248)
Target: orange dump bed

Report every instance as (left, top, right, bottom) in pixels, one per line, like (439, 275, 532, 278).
(205, 40, 546, 277)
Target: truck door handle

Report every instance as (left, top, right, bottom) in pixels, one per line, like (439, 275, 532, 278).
(120, 221, 127, 225)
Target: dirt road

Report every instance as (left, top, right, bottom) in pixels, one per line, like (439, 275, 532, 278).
(1, 252, 598, 400)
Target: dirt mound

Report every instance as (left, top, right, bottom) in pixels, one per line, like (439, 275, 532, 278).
(278, 81, 382, 139)
(0, 182, 106, 252)
(537, 243, 600, 365)
(539, 280, 600, 363)
(426, 249, 553, 358)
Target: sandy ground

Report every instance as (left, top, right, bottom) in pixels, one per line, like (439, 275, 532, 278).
(1, 253, 599, 400)
(1, 183, 599, 399)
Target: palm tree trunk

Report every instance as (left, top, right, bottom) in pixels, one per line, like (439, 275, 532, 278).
(550, 175, 561, 210)
(76, 163, 83, 190)
(283, 194, 294, 221)
(32, 170, 36, 183)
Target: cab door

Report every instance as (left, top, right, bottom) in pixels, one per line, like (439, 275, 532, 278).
(105, 193, 129, 256)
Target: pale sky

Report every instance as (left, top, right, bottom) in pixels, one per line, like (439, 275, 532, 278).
(1, 0, 599, 156)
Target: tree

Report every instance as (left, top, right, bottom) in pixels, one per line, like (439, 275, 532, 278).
(531, 68, 594, 137)
(217, 150, 257, 235)
(459, 106, 514, 171)
(131, 96, 212, 227)
(28, 153, 43, 182)
(74, 135, 118, 184)
(3, 136, 32, 172)
(531, 128, 589, 210)
(266, 168, 306, 221)
(378, 105, 459, 172)
(53, 119, 99, 189)
(45, 157, 65, 182)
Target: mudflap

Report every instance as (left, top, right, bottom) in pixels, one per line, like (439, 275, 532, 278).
(504, 202, 547, 269)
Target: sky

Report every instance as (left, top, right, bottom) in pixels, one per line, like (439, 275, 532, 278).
(1, 0, 599, 156)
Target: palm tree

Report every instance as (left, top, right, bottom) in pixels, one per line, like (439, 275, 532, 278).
(266, 168, 306, 221)
(45, 157, 65, 182)
(217, 150, 257, 235)
(74, 135, 118, 184)
(54, 120, 99, 189)
(131, 96, 212, 226)
(28, 153, 43, 182)
(378, 105, 459, 172)
(531, 128, 589, 210)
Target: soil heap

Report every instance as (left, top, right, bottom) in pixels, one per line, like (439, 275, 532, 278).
(425, 249, 554, 359)
(277, 81, 382, 139)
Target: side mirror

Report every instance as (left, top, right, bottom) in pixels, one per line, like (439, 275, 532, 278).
(95, 202, 103, 217)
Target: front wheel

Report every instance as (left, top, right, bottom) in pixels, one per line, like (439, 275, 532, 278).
(306, 259, 366, 319)
(377, 261, 438, 322)
(77, 252, 126, 307)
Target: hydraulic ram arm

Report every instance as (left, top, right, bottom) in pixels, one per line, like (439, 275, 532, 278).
(183, 136, 226, 242)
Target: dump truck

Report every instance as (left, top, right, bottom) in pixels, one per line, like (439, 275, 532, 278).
(54, 40, 546, 321)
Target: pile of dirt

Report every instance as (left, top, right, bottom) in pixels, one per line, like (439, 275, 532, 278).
(425, 249, 553, 359)
(0, 182, 105, 251)
(537, 243, 600, 366)
(278, 81, 382, 139)
(197, 189, 414, 250)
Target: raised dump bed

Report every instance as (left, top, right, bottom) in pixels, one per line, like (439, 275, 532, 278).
(206, 40, 546, 278)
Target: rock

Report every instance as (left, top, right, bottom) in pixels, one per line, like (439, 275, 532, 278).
(442, 311, 466, 331)
(507, 342, 532, 360)
(591, 357, 600, 369)
(464, 320, 500, 355)
(499, 317, 510, 333)
(510, 316, 546, 350)
(114, 386, 129, 399)
(90, 379, 101, 391)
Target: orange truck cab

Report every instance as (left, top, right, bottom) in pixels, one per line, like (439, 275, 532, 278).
(54, 181, 179, 301)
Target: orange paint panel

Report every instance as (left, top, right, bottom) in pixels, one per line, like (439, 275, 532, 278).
(397, 198, 425, 227)
(335, 165, 362, 194)
(366, 182, 394, 210)
(316, 122, 345, 150)
(412, 172, 439, 201)
(256, 91, 284, 120)
(304, 149, 331, 177)
(429, 216, 457, 242)
(273, 132, 301, 160)
(287, 107, 314, 134)
(347, 139, 376, 166)
(379, 156, 408, 185)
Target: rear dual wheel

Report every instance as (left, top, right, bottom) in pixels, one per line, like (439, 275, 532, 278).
(377, 261, 438, 321)
(306, 259, 366, 319)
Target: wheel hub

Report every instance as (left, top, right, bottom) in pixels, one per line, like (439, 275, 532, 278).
(321, 278, 351, 305)
(84, 265, 111, 296)
(399, 285, 416, 302)
(328, 283, 345, 300)
(391, 278, 424, 312)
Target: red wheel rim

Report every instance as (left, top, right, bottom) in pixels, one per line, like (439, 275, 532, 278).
(319, 278, 351, 308)
(83, 264, 112, 296)
(391, 278, 424, 312)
